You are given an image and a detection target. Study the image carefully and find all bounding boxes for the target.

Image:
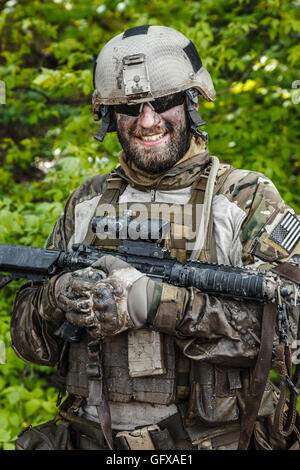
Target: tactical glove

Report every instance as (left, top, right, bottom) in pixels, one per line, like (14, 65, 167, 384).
(53, 255, 156, 339)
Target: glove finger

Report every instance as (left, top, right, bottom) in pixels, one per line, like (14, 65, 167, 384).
(90, 284, 113, 311)
(68, 276, 98, 296)
(93, 295, 116, 313)
(65, 311, 95, 328)
(72, 267, 104, 282)
(91, 278, 124, 298)
(92, 255, 130, 274)
(57, 293, 92, 313)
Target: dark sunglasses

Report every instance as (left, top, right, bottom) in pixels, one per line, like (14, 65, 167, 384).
(113, 92, 186, 117)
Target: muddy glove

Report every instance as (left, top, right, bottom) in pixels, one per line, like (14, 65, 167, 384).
(53, 255, 156, 339)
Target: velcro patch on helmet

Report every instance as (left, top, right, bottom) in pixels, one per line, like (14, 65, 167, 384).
(269, 211, 300, 254)
(183, 41, 202, 73)
(123, 25, 151, 39)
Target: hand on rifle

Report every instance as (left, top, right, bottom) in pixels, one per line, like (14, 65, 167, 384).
(53, 255, 155, 339)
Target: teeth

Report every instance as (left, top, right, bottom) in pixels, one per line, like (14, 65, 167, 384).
(139, 133, 165, 141)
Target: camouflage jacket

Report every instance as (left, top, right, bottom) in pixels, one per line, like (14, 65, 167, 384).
(10, 140, 300, 369)
(9, 140, 300, 450)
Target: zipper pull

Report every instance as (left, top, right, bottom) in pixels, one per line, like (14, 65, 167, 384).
(151, 189, 156, 202)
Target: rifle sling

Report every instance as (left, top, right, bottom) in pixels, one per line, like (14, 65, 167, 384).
(273, 316, 300, 438)
(271, 262, 300, 438)
(272, 262, 300, 285)
(238, 303, 277, 450)
(273, 344, 298, 437)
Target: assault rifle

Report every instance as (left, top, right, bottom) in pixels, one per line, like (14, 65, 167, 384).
(0, 239, 299, 344)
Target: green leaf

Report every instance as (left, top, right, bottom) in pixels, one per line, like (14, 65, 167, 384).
(0, 429, 12, 443)
(25, 398, 43, 416)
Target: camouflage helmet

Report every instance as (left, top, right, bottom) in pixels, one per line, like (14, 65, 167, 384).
(92, 25, 216, 141)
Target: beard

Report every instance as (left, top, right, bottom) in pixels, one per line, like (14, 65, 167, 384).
(116, 114, 192, 174)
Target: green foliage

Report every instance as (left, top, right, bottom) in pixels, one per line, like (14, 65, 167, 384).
(0, 286, 58, 449)
(0, 0, 299, 449)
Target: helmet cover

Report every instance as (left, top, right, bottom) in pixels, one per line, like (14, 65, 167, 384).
(93, 25, 216, 117)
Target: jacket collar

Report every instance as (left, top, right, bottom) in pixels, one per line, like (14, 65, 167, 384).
(115, 136, 210, 191)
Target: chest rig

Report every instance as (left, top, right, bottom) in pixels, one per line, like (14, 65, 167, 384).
(65, 159, 248, 426)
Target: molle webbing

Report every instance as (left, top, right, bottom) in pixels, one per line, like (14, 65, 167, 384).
(102, 332, 176, 405)
(66, 338, 89, 397)
(66, 337, 190, 405)
(176, 352, 190, 401)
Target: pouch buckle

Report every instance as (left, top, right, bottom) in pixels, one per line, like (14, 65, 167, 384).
(115, 425, 159, 450)
(86, 361, 102, 379)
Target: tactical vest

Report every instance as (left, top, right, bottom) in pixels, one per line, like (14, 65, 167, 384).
(65, 159, 265, 426)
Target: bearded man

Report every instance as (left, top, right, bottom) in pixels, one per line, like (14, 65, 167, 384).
(11, 25, 300, 451)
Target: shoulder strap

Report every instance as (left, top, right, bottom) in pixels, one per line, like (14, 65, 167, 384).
(98, 172, 127, 204)
(238, 303, 277, 449)
(188, 159, 235, 262)
(203, 163, 236, 262)
(82, 172, 127, 245)
(189, 156, 220, 261)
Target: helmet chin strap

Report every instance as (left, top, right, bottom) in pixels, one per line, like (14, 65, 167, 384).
(94, 105, 116, 142)
(185, 89, 208, 143)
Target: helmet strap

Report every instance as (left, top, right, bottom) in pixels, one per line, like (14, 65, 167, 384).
(185, 89, 208, 143)
(94, 106, 116, 142)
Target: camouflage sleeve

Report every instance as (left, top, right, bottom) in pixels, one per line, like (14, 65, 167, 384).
(150, 283, 264, 367)
(10, 203, 73, 366)
(10, 173, 109, 366)
(151, 170, 300, 366)
(222, 169, 300, 268)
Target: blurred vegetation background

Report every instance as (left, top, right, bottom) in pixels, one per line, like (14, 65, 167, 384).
(0, 0, 299, 449)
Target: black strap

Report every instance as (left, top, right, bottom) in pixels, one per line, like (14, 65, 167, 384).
(183, 41, 202, 73)
(86, 338, 114, 450)
(94, 106, 116, 142)
(123, 25, 151, 38)
(157, 411, 189, 444)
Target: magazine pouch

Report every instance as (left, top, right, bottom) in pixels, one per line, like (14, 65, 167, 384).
(15, 417, 71, 450)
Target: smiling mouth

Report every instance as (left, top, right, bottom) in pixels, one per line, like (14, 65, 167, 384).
(134, 131, 168, 144)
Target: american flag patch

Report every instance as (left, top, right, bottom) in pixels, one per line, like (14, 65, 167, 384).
(269, 211, 300, 253)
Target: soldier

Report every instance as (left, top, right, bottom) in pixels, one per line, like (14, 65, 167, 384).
(11, 25, 300, 450)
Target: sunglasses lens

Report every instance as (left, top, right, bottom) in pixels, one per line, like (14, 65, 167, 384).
(152, 93, 185, 114)
(114, 104, 141, 116)
(114, 92, 185, 116)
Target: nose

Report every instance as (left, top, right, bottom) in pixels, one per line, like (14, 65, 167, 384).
(137, 103, 161, 129)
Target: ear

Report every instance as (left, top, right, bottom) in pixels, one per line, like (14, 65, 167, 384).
(196, 100, 199, 110)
